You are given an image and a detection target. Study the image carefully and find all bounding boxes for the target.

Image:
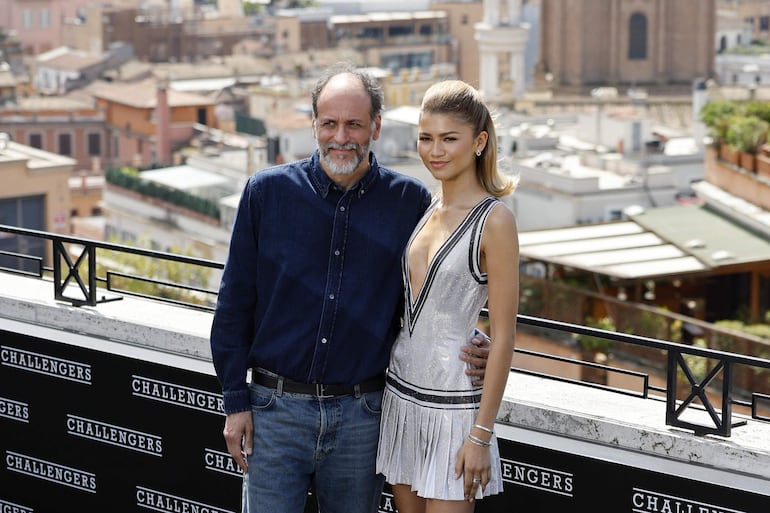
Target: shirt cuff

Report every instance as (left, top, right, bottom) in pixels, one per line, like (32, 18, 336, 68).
(222, 388, 250, 414)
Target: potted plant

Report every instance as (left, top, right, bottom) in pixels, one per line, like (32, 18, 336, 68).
(757, 143, 770, 179)
(700, 100, 738, 154)
(725, 115, 769, 172)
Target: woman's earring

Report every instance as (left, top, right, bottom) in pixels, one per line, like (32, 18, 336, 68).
(476, 149, 482, 157)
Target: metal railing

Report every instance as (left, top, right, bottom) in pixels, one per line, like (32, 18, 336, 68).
(500, 313, 770, 437)
(2, 224, 770, 437)
(0, 224, 223, 310)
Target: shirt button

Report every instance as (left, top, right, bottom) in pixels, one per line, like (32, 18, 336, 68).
(321, 338, 328, 344)
(334, 249, 340, 256)
(340, 206, 346, 211)
(329, 294, 335, 300)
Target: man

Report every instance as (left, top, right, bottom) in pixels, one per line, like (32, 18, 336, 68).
(210, 63, 489, 513)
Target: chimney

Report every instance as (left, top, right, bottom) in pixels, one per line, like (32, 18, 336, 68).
(156, 79, 171, 166)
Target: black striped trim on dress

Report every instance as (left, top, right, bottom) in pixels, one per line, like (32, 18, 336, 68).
(386, 373, 482, 408)
(468, 197, 499, 285)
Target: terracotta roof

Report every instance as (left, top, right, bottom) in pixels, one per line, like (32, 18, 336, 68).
(265, 110, 312, 131)
(38, 50, 104, 71)
(11, 95, 96, 111)
(88, 79, 214, 109)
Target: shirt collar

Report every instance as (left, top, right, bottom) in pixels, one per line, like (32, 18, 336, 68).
(309, 150, 379, 198)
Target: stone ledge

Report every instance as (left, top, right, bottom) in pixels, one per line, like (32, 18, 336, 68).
(498, 372, 770, 486)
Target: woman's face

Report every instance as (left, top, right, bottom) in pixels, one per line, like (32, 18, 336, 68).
(417, 111, 486, 183)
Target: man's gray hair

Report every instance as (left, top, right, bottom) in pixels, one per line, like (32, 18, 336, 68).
(311, 62, 384, 120)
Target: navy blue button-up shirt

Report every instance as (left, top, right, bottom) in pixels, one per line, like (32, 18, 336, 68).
(210, 151, 431, 413)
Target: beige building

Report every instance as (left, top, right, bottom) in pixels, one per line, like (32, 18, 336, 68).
(536, 0, 716, 91)
(433, 1, 485, 87)
(0, 95, 107, 174)
(0, 135, 75, 270)
(728, 0, 770, 41)
(329, 11, 454, 75)
(62, 4, 302, 63)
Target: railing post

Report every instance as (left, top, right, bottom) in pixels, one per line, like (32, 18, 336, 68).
(665, 350, 678, 428)
(53, 239, 97, 306)
(722, 360, 734, 437)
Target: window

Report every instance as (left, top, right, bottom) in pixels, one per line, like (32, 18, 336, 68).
(0, 195, 46, 273)
(357, 27, 383, 39)
(58, 133, 72, 156)
(381, 51, 434, 71)
(21, 9, 33, 28)
(87, 133, 101, 156)
(40, 8, 51, 28)
(28, 133, 43, 149)
(628, 13, 647, 60)
(388, 25, 414, 37)
(761, 16, 769, 31)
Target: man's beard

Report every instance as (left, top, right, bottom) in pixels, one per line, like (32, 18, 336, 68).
(318, 140, 370, 175)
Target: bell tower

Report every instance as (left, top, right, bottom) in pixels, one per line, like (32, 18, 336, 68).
(474, 0, 530, 101)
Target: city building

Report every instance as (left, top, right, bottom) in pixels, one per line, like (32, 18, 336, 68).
(535, 0, 716, 92)
(0, 0, 95, 55)
(87, 79, 216, 168)
(0, 136, 75, 269)
(475, 0, 530, 101)
(716, 2, 754, 52)
(727, 0, 770, 42)
(327, 10, 454, 74)
(61, 3, 302, 63)
(0, 95, 107, 175)
(31, 44, 133, 95)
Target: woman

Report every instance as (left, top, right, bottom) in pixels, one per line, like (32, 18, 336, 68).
(376, 80, 520, 512)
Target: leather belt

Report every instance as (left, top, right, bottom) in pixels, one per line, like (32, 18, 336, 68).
(252, 369, 385, 398)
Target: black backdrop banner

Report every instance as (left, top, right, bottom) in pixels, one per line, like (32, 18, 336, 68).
(1, 328, 768, 512)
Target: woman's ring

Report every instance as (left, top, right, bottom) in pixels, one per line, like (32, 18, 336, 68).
(472, 477, 481, 483)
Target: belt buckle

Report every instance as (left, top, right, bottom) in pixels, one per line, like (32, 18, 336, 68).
(315, 383, 333, 398)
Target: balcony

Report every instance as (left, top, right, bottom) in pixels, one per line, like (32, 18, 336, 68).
(0, 225, 769, 511)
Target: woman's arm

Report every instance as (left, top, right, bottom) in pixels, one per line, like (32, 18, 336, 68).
(455, 203, 520, 500)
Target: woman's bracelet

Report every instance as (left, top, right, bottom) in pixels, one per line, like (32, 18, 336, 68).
(473, 423, 494, 435)
(467, 434, 491, 447)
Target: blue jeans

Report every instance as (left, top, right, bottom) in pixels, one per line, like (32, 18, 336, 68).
(242, 381, 385, 513)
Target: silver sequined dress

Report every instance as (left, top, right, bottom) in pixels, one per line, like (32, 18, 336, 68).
(376, 196, 503, 500)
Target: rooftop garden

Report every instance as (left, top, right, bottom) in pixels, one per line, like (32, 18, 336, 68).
(105, 166, 221, 220)
(700, 99, 770, 176)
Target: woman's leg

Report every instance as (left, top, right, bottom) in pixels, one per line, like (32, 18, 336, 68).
(426, 498, 475, 513)
(392, 484, 426, 513)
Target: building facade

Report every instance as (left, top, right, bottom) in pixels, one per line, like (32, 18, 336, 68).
(0, 97, 107, 174)
(88, 80, 216, 168)
(535, 0, 716, 91)
(0, 136, 75, 270)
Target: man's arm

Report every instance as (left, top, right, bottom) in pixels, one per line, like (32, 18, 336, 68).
(460, 330, 491, 386)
